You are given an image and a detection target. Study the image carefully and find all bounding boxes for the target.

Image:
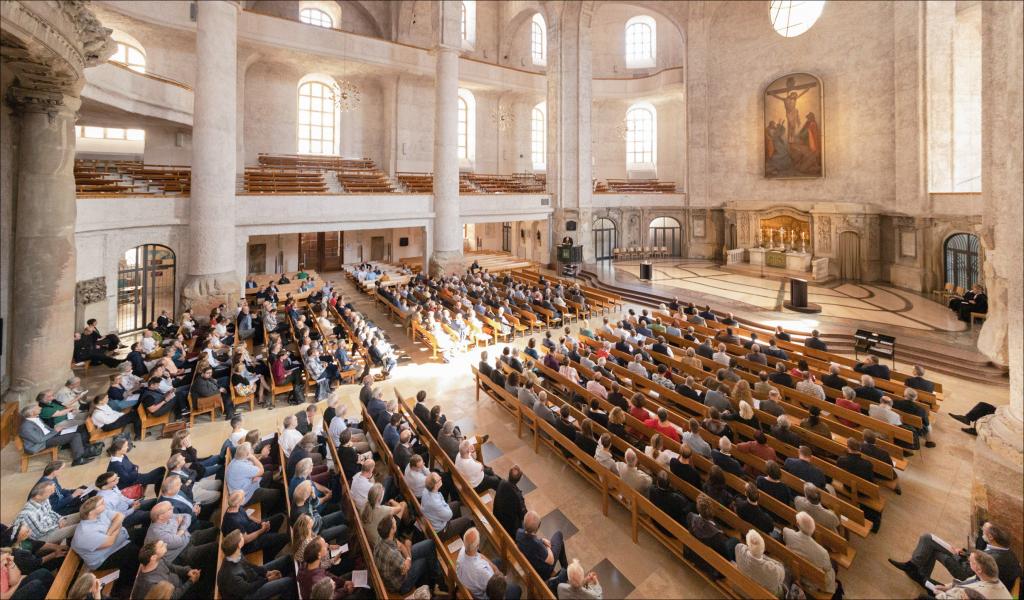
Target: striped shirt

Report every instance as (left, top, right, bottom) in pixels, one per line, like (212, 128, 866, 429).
(15, 499, 62, 539)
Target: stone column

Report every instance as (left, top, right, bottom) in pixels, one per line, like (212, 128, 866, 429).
(181, 0, 241, 315)
(429, 0, 463, 277)
(4, 91, 80, 406)
(972, 0, 1023, 562)
(546, 2, 595, 264)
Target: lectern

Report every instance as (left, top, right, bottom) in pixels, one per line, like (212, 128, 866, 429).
(639, 262, 653, 281)
(783, 277, 821, 313)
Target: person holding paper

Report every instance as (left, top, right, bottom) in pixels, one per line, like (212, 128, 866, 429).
(70, 496, 140, 598)
(216, 530, 296, 600)
(456, 440, 502, 493)
(889, 522, 1021, 592)
(373, 516, 443, 595)
(297, 536, 363, 599)
(95, 472, 155, 535)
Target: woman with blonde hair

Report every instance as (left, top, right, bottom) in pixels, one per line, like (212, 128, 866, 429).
(607, 406, 628, 440)
(683, 347, 703, 370)
(726, 400, 761, 431)
(361, 482, 405, 548)
(644, 432, 679, 467)
(292, 480, 350, 545)
(732, 379, 753, 405)
(67, 573, 101, 600)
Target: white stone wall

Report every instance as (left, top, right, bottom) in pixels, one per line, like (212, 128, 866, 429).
(144, 125, 192, 165)
(590, 4, 684, 77)
(0, 69, 16, 390)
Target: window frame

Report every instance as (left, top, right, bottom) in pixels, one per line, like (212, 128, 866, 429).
(531, 102, 546, 171)
(110, 41, 146, 73)
(77, 126, 146, 141)
(624, 15, 657, 69)
(531, 13, 547, 66)
(769, 0, 826, 38)
(299, 7, 333, 28)
(457, 88, 476, 163)
(625, 102, 657, 168)
(297, 77, 340, 156)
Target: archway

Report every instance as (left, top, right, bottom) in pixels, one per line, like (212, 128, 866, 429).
(837, 231, 861, 280)
(117, 244, 176, 333)
(648, 216, 682, 257)
(593, 218, 617, 261)
(943, 232, 980, 290)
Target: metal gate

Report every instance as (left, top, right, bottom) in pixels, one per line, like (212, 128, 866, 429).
(117, 244, 176, 333)
(593, 218, 617, 261)
(944, 233, 980, 290)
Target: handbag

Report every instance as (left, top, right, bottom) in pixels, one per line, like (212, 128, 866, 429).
(121, 483, 144, 500)
(235, 382, 256, 397)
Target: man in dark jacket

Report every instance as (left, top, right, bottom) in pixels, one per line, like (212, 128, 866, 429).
(711, 437, 745, 478)
(732, 484, 775, 534)
(782, 446, 831, 490)
(191, 367, 234, 419)
(493, 467, 527, 537)
(649, 471, 693, 526)
(216, 530, 295, 600)
(854, 356, 891, 381)
(804, 330, 828, 351)
(768, 362, 795, 389)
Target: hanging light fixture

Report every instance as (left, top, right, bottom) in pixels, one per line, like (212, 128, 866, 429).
(491, 106, 515, 131)
(331, 79, 361, 112)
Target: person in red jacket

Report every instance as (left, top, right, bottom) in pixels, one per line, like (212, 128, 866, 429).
(643, 407, 681, 443)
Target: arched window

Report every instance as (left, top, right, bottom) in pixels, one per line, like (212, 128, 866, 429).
(457, 88, 476, 161)
(648, 216, 682, 257)
(625, 15, 656, 69)
(298, 76, 339, 155)
(531, 13, 547, 66)
(531, 102, 546, 170)
(460, 1, 476, 46)
(769, 1, 826, 37)
(110, 42, 146, 73)
(117, 244, 175, 333)
(626, 102, 656, 167)
(593, 218, 617, 261)
(944, 233, 981, 290)
(299, 7, 333, 28)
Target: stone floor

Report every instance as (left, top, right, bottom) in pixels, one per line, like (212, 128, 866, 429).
(1, 269, 1015, 599)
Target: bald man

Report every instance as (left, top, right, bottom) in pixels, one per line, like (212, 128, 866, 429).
(516, 510, 569, 592)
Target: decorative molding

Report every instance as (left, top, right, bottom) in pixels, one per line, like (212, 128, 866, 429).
(75, 276, 106, 305)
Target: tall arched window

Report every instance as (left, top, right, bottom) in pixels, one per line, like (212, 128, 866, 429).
(110, 42, 146, 73)
(460, 1, 476, 46)
(461, 2, 468, 39)
(457, 88, 476, 161)
(648, 216, 682, 257)
(531, 13, 547, 66)
(625, 15, 656, 69)
(531, 102, 546, 170)
(299, 7, 333, 28)
(626, 102, 656, 167)
(298, 77, 339, 155)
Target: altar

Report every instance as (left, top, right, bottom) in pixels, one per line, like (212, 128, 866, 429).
(723, 208, 832, 281)
(748, 247, 812, 272)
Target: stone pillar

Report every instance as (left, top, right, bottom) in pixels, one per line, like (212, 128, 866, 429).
(4, 92, 80, 406)
(431, 47, 462, 275)
(181, 0, 241, 315)
(546, 2, 594, 264)
(972, 0, 1023, 562)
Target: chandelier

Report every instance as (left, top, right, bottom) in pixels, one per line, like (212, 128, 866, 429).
(331, 80, 361, 112)
(615, 119, 630, 140)
(490, 107, 515, 131)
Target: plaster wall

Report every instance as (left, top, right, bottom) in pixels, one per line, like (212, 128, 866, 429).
(590, 4, 684, 77)
(699, 1, 898, 209)
(144, 125, 193, 165)
(592, 95, 686, 183)
(247, 0, 386, 38)
(952, 4, 982, 192)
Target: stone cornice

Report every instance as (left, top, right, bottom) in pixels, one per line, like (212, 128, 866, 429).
(0, 0, 114, 99)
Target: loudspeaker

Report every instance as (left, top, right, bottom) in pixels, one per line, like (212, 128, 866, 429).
(566, 220, 577, 231)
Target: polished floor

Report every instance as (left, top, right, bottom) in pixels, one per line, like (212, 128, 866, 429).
(609, 260, 965, 332)
(0, 270, 1012, 599)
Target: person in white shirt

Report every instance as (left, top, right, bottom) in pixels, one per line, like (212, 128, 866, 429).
(456, 440, 501, 493)
(595, 433, 616, 471)
(795, 371, 826, 401)
(279, 415, 303, 458)
(455, 528, 508, 600)
(140, 330, 159, 356)
(95, 472, 151, 529)
(868, 396, 902, 426)
(227, 416, 248, 447)
(89, 394, 143, 441)
(403, 454, 429, 499)
(627, 355, 649, 379)
(713, 344, 732, 367)
(932, 551, 1012, 599)
(350, 459, 377, 511)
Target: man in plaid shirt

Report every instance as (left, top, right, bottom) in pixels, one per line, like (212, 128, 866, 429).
(13, 481, 80, 543)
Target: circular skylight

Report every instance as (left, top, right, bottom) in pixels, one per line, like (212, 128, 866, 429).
(770, 1, 826, 37)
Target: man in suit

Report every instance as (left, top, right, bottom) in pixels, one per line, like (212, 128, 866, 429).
(769, 362, 795, 389)
(695, 339, 715, 360)
(412, 390, 431, 426)
(804, 329, 828, 351)
(216, 530, 295, 599)
(889, 521, 1020, 593)
(957, 284, 988, 322)
(837, 438, 874, 483)
(674, 376, 702, 402)
(649, 471, 694, 526)
(894, 388, 936, 448)
(478, 351, 493, 378)
(669, 444, 703, 489)
(294, 404, 319, 436)
(794, 483, 840, 532)
(358, 375, 375, 406)
(733, 483, 775, 534)
(18, 405, 99, 466)
(493, 466, 527, 537)
(820, 363, 847, 392)
(698, 305, 716, 322)
(783, 445, 831, 490)
(904, 365, 935, 394)
(855, 356, 891, 381)
(711, 437, 745, 478)
(855, 374, 884, 402)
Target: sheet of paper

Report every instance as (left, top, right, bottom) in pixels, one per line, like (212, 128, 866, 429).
(80, 485, 97, 495)
(352, 570, 369, 588)
(97, 570, 120, 586)
(245, 508, 255, 517)
(753, 399, 761, 410)
(330, 543, 348, 558)
(61, 425, 79, 434)
(261, 432, 274, 442)
(447, 538, 464, 554)
(467, 436, 477, 446)
(930, 534, 954, 553)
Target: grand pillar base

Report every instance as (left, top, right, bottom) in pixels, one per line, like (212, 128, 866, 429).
(180, 271, 241, 320)
(429, 250, 466, 278)
(972, 407, 1023, 561)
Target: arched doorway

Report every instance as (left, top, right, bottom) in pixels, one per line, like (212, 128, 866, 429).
(593, 218, 617, 261)
(944, 233, 980, 290)
(648, 216, 682, 257)
(117, 244, 176, 333)
(837, 231, 861, 280)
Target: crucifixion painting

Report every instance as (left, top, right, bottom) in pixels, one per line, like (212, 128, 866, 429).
(764, 73, 823, 179)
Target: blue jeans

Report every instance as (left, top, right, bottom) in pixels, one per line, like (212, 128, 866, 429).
(401, 539, 441, 593)
(108, 397, 139, 412)
(197, 455, 222, 479)
(254, 555, 297, 600)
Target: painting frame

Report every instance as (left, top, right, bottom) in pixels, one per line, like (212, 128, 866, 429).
(763, 72, 824, 180)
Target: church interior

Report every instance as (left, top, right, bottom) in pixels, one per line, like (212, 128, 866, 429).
(0, 1, 1021, 598)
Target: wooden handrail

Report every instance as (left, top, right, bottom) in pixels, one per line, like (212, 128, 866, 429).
(106, 60, 194, 91)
